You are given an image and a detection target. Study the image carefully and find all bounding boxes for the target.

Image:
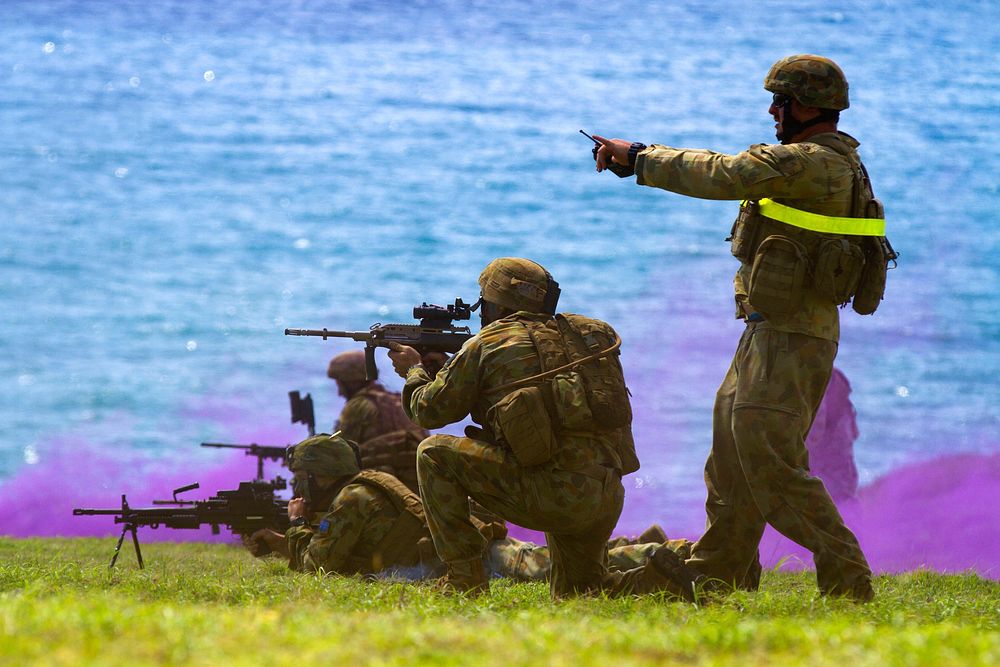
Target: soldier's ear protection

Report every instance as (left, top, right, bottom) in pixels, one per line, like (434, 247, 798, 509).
(542, 271, 560, 315)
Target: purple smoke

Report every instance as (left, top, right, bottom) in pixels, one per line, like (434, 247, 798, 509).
(0, 421, 295, 544)
(1, 372, 996, 578)
(757, 451, 1000, 577)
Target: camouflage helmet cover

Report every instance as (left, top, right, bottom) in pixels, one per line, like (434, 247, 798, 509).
(287, 432, 360, 478)
(764, 54, 850, 111)
(478, 257, 551, 313)
(327, 350, 370, 383)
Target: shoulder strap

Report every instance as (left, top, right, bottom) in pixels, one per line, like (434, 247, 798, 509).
(350, 470, 428, 569)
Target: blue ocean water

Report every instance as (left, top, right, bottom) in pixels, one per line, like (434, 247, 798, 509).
(1, 0, 998, 510)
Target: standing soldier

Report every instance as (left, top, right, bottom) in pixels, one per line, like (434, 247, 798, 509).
(592, 55, 891, 601)
(327, 350, 429, 492)
(387, 257, 699, 598)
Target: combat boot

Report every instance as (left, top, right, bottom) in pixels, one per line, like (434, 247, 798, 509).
(648, 545, 705, 604)
(825, 576, 875, 604)
(436, 557, 489, 596)
(638, 524, 668, 544)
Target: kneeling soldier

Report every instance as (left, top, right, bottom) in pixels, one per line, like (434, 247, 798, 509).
(388, 257, 698, 598)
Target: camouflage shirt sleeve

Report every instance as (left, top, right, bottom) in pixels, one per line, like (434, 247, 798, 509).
(401, 338, 481, 429)
(635, 143, 831, 201)
(334, 395, 378, 444)
(285, 483, 380, 574)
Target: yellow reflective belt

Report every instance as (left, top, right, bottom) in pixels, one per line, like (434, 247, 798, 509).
(753, 198, 885, 236)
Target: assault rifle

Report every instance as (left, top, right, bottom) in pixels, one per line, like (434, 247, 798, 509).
(73, 480, 290, 569)
(200, 390, 315, 480)
(285, 298, 476, 381)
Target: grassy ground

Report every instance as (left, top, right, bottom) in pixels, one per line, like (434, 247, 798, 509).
(1, 538, 997, 666)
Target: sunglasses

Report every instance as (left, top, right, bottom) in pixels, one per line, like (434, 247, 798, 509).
(772, 93, 793, 107)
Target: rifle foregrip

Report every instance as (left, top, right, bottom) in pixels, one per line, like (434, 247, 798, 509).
(364, 345, 378, 382)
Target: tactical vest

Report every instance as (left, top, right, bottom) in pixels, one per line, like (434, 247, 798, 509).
(357, 428, 424, 495)
(486, 314, 639, 474)
(344, 469, 429, 573)
(728, 135, 893, 316)
(356, 384, 424, 437)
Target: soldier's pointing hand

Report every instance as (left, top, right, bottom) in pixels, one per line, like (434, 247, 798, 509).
(592, 135, 632, 172)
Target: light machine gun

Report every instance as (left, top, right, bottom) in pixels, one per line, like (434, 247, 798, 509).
(284, 298, 476, 381)
(73, 480, 290, 569)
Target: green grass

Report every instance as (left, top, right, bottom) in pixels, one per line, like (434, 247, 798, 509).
(1, 538, 997, 666)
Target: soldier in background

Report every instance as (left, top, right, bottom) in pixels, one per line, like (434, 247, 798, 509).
(592, 55, 876, 601)
(327, 350, 429, 493)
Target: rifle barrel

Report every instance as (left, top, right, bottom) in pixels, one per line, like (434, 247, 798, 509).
(284, 328, 371, 341)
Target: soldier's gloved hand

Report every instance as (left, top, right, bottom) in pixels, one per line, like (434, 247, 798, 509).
(592, 135, 632, 172)
(244, 529, 277, 558)
(420, 351, 448, 377)
(386, 342, 422, 378)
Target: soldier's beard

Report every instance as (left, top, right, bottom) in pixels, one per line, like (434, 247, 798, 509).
(776, 106, 838, 144)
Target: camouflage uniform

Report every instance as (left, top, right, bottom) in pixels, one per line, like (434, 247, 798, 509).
(284, 458, 671, 583)
(404, 311, 685, 597)
(286, 469, 429, 575)
(634, 131, 873, 597)
(335, 382, 428, 493)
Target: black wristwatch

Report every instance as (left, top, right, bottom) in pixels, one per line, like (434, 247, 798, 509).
(289, 516, 308, 528)
(627, 142, 648, 168)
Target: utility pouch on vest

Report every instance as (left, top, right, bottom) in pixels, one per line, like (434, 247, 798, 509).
(814, 238, 865, 306)
(748, 234, 809, 316)
(554, 316, 633, 430)
(728, 200, 760, 262)
(487, 386, 555, 467)
(551, 371, 594, 430)
(852, 197, 893, 315)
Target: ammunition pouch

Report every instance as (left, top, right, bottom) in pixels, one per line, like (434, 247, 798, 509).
(813, 238, 865, 306)
(487, 386, 555, 467)
(748, 234, 809, 316)
(729, 201, 761, 263)
(851, 197, 891, 315)
(551, 371, 593, 430)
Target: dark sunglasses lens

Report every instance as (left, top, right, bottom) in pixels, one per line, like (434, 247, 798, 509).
(773, 93, 791, 106)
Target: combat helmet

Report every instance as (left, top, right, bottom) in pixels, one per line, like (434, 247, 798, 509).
(287, 432, 360, 478)
(478, 257, 559, 314)
(764, 55, 850, 110)
(327, 350, 372, 383)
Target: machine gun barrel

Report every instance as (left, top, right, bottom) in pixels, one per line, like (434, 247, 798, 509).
(73, 481, 290, 569)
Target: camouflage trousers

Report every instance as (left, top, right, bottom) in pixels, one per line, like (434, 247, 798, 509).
(687, 322, 873, 597)
(487, 538, 693, 582)
(417, 435, 682, 597)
